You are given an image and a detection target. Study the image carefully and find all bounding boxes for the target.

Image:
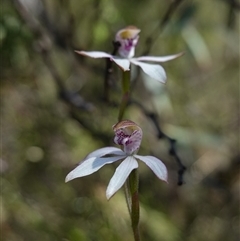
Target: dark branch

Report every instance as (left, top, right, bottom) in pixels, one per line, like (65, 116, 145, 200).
(11, 0, 117, 142)
(223, 0, 240, 10)
(224, 0, 240, 28)
(41, 49, 94, 111)
(13, 0, 93, 112)
(131, 100, 186, 185)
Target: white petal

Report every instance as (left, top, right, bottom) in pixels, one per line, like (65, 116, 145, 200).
(106, 156, 138, 200)
(135, 155, 168, 182)
(86, 147, 124, 159)
(75, 51, 113, 59)
(75, 51, 130, 71)
(111, 57, 130, 71)
(134, 52, 184, 62)
(65, 156, 125, 182)
(130, 60, 167, 83)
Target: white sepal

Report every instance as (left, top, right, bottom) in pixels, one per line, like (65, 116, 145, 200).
(106, 156, 138, 200)
(135, 155, 168, 182)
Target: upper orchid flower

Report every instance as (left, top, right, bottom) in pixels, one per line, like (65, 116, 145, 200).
(65, 120, 168, 200)
(76, 26, 183, 83)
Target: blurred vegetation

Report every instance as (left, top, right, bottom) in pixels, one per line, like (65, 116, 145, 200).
(1, 0, 239, 241)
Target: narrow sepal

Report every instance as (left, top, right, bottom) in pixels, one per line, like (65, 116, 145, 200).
(75, 51, 130, 71)
(65, 156, 124, 182)
(134, 52, 184, 62)
(85, 147, 124, 159)
(135, 155, 168, 182)
(106, 156, 138, 199)
(130, 60, 167, 83)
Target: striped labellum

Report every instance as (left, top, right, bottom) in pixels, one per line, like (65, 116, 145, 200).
(115, 26, 140, 58)
(112, 120, 142, 155)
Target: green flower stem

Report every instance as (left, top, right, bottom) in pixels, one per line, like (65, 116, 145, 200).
(118, 70, 132, 215)
(124, 180, 132, 214)
(118, 69, 141, 240)
(118, 70, 130, 121)
(118, 92, 129, 121)
(122, 70, 131, 93)
(118, 70, 132, 217)
(129, 169, 140, 241)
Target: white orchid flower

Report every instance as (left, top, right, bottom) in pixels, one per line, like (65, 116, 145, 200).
(75, 26, 183, 83)
(65, 120, 168, 200)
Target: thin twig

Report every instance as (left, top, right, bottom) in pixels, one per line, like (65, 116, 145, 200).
(13, 0, 93, 112)
(224, 0, 240, 28)
(223, 0, 240, 10)
(129, 1, 186, 185)
(131, 100, 186, 185)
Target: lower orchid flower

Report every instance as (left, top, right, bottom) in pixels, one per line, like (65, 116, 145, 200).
(65, 120, 168, 200)
(76, 26, 183, 83)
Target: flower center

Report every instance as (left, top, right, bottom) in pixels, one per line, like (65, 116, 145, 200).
(115, 26, 140, 58)
(114, 129, 137, 146)
(124, 39, 136, 51)
(113, 120, 143, 155)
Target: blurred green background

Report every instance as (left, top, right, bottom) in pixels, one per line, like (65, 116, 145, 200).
(1, 0, 239, 241)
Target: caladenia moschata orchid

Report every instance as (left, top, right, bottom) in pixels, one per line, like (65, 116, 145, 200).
(65, 120, 168, 199)
(66, 120, 168, 240)
(76, 26, 183, 83)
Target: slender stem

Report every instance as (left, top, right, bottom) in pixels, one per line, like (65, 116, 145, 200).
(117, 69, 141, 240)
(118, 70, 130, 121)
(118, 92, 129, 121)
(118, 71, 140, 241)
(121, 70, 131, 93)
(129, 169, 140, 241)
(118, 69, 132, 215)
(124, 180, 132, 214)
